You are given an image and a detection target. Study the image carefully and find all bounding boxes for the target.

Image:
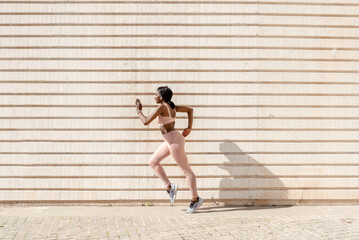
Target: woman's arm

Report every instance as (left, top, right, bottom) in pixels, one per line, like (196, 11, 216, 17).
(136, 99, 164, 125)
(176, 105, 193, 136)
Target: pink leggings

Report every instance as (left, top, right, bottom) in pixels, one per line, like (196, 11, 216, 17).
(149, 130, 198, 199)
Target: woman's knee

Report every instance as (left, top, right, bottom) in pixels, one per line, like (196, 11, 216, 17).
(148, 159, 156, 168)
(182, 167, 195, 177)
(149, 158, 161, 168)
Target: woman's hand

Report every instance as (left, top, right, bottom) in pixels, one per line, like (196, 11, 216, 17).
(135, 99, 142, 111)
(182, 128, 191, 137)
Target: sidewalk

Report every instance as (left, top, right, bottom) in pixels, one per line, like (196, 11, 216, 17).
(0, 205, 358, 239)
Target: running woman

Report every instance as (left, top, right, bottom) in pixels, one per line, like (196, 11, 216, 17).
(135, 86, 203, 213)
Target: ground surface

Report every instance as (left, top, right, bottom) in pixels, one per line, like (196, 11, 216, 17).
(0, 205, 358, 239)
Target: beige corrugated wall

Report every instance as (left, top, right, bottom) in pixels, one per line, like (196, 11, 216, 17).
(0, 0, 358, 205)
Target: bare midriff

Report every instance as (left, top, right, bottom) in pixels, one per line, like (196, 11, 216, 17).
(160, 122, 176, 135)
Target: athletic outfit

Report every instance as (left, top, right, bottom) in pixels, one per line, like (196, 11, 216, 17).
(148, 103, 203, 213)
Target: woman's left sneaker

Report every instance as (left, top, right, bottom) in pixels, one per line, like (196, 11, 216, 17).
(186, 197, 204, 214)
(167, 183, 178, 203)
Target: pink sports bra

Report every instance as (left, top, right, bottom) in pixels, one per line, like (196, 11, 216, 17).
(157, 103, 176, 125)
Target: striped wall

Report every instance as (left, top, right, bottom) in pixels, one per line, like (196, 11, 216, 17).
(0, 0, 358, 205)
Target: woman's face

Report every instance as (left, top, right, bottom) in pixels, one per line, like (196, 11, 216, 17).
(154, 91, 163, 104)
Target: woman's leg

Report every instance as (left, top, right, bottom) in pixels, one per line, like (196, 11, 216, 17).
(166, 132, 199, 200)
(149, 141, 171, 188)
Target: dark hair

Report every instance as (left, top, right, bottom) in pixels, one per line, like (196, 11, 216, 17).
(157, 86, 176, 109)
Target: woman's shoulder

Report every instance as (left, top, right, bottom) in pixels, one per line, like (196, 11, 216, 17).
(162, 103, 176, 117)
(156, 103, 167, 115)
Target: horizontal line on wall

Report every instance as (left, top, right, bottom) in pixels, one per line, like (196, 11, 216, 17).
(0, 104, 359, 109)
(0, 199, 358, 205)
(0, 93, 358, 96)
(0, 128, 358, 131)
(1, 140, 359, 143)
(1, 187, 358, 191)
(0, 175, 357, 178)
(2, 23, 359, 29)
(1, 117, 359, 120)
(1, 163, 358, 167)
(1, 105, 358, 109)
(1, 13, 359, 18)
(2, 34, 359, 39)
(1, 69, 359, 73)
(0, 152, 358, 155)
(2, 57, 359, 62)
(2, 46, 358, 51)
(1, 80, 359, 85)
(1, 1, 359, 7)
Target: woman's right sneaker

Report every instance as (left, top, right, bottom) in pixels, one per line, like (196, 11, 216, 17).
(186, 197, 203, 214)
(167, 183, 178, 203)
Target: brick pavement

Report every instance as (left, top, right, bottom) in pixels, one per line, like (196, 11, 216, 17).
(0, 206, 358, 240)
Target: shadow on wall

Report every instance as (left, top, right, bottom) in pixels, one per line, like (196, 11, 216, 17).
(218, 140, 289, 206)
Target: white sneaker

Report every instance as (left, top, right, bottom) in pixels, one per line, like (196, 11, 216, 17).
(186, 197, 203, 214)
(167, 183, 178, 203)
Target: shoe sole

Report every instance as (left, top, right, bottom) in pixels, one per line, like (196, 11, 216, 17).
(171, 184, 178, 203)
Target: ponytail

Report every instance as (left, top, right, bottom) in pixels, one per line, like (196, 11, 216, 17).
(168, 100, 176, 109)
